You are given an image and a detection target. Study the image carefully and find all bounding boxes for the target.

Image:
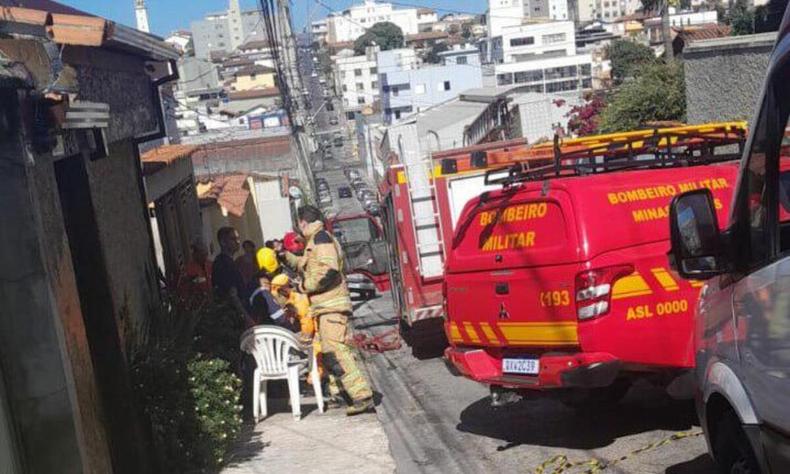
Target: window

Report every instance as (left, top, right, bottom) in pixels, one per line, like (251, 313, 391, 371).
(372, 81, 378, 89)
(510, 36, 535, 47)
(354, 69, 362, 76)
(545, 79, 579, 93)
(456, 55, 468, 65)
(443, 81, 451, 91)
(358, 96, 366, 104)
(394, 110, 401, 120)
(542, 33, 566, 44)
(370, 67, 378, 74)
(342, 84, 348, 92)
(392, 86, 399, 96)
(497, 73, 514, 86)
(581, 78, 592, 89)
(545, 65, 577, 80)
(415, 83, 426, 94)
(514, 69, 543, 83)
(356, 83, 364, 91)
(581, 64, 592, 76)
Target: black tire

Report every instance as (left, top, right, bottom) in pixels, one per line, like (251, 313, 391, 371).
(713, 411, 761, 474)
(560, 380, 631, 410)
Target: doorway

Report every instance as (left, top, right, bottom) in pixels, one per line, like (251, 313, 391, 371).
(54, 153, 152, 473)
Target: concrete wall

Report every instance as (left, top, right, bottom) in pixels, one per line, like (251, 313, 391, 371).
(252, 178, 294, 240)
(232, 72, 276, 91)
(0, 89, 112, 473)
(684, 33, 776, 125)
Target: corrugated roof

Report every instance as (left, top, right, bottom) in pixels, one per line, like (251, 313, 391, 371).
(228, 87, 280, 100)
(234, 64, 276, 76)
(415, 98, 488, 132)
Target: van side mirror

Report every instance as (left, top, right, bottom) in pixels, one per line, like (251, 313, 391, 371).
(668, 189, 727, 280)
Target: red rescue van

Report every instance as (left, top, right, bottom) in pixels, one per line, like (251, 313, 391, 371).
(443, 122, 748, 405)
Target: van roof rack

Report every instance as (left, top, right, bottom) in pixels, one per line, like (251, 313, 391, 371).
(484, 122, 748, 186)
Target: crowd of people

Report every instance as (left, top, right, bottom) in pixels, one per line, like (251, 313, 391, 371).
(178, 205, 375, 416)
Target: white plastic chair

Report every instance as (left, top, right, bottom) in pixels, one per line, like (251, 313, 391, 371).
(240, 325, 324, 422)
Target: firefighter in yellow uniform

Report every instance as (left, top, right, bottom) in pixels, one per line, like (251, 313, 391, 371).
(279, 205, 374, 415)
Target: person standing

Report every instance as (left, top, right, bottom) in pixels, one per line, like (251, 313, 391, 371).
(212, 227, 255, 328)
(179, 241, 213, 298)
(278, 206, 374, 415)
(236, 240, 258, 291)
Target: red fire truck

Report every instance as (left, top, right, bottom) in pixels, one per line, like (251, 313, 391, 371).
(442, 122, 749, 405)
(365, 135, 567, 345)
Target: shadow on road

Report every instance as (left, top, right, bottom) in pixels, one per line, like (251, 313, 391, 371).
(400, 318, 449, 360)
(456, 383, 701, 451)
(665, 453, 716, 473)
(224, 422, 270, 469)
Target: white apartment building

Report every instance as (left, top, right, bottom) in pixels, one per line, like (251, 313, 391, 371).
(311, 19, 328, 44)
(485, 21, 593, 94)
(326, 0, 435, 44)
(488, 0, 570, 37)
(334, 48, 380, 118)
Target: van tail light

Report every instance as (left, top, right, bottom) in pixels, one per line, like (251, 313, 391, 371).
(575, 264, 634, 321)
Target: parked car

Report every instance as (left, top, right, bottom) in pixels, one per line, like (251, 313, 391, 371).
(667, 22, 790, 472)
(348, 169, 360, 180)
(338, 187, 353, 199)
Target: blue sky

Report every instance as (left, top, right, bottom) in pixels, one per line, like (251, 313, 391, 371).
(63, 0, 485, 37)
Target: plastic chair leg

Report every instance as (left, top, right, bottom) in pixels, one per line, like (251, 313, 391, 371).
(286, 365, 302, 420)
(259, 379, 268, 421)
(311, 355, 325, 414)
(252, 369, 260, 423)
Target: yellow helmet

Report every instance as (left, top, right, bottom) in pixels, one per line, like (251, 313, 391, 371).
(271, 274, 290, 288)
(256, 247, 279, 274)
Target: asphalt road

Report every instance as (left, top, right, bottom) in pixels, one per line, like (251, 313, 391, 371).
(351, 295, 717, 474)
(297, 44, 717, 474)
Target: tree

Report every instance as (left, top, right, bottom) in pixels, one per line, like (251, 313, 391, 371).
(599, 61, 686, 133)
(461, 23, 473, 40)
(566, 94, 607, 137)
(729, 0, 756, 36)
(353, 22, 404, 55)
(608, 39, 656, 85)
(424, 42, 449, 64)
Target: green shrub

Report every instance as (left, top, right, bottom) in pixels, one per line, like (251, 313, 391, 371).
(129, 297, 244, 473)
(188, 358, 243, 467)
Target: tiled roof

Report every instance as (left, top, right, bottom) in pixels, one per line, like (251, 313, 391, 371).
(228, 87, 280, 100)
(196, 173, 250, 217)
(191, 135, 294, 173)
(674, 23, 732, 42)
(141, 144, 198, 175)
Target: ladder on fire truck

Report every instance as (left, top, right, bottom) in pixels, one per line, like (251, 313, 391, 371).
(484, 122, 749, 186)
(398, 124, 446, 280)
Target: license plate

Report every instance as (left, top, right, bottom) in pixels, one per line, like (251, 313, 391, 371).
(502, 358, 540, 375)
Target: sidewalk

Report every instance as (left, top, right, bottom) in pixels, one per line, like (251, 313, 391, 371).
(221, 384, 396, 474)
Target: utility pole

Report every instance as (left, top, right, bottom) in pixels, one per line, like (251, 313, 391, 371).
(662, 0, 674, 61)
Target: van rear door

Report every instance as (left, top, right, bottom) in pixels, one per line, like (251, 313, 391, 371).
(445, 186, 582, 348)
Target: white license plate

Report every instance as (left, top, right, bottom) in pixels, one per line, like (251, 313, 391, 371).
(502, 358, 540, 375)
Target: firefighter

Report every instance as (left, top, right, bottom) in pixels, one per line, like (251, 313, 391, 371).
(278, 205, 374, 416)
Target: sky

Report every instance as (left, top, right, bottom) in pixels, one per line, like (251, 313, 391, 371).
(62, 0, 485, 37)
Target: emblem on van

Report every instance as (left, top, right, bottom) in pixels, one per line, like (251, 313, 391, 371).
(498, 302, 510, 320)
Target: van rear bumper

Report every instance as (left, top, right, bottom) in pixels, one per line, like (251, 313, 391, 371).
(444, 347, 622, 389)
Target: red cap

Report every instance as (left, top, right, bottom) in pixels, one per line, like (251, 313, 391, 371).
(284, 232, 305, 253)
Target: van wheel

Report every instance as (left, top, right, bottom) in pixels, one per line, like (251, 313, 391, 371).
(560, 380, 630, 410)
(713, 411, 760, 474)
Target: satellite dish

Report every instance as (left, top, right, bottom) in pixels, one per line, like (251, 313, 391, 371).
(289, 186, 302, 198)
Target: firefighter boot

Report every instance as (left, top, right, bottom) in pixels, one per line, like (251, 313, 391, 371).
(346, 397, 375, 416)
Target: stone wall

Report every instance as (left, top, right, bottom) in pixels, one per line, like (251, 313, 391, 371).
(684, 32, 776, 125)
